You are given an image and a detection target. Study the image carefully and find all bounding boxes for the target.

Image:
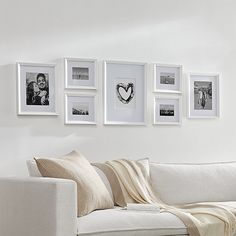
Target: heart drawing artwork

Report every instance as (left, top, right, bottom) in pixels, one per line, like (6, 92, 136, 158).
(116, 82, 135, 104)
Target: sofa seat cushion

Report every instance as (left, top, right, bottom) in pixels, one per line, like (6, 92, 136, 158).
(77, 202, 236, 236)
(77, 208, 187, 236)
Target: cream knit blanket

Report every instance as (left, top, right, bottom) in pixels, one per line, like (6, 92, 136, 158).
(102, 159, 236, 236)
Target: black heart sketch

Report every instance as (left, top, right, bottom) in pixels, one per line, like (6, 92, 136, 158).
(116, 83, 135, 104)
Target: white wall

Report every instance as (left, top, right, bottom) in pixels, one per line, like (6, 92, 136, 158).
(0, 0, 236, 176)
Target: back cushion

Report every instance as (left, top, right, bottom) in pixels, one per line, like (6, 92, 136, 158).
(150, 162, 236, 205)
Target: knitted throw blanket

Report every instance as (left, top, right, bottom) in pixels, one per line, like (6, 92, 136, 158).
(94, 159, 236, 236)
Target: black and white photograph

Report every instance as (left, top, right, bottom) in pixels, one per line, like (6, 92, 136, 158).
(160, 72, 175, 85)
(154, 64, 182, 93)
(72, 102, 89, 115)
(26, 72, 49, 106)
(65, 94, 96, 125)
(65, 58, 96, 89)
(154, 97, 181, 125)
(104, 61, 146, 125)
(72, 67, 89, 80)
(17, 62, 57, 115)
(188, 74, 219, 118)
(194, 81, 212, 110)
(160, 104, 175, 116)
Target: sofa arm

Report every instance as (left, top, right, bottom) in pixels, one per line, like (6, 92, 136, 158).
(0, 177, 77, 236)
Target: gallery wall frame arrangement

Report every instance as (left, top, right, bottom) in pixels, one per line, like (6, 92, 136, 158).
(16, 58, 221, 124)
(17, 62, 58, 116)
(188, 73, 220, 118)
(64, 58, 97, 90)
(154, 97, 181, 125)
(64, 93, 97, 125)
(104, 60, 147, 125)
(154, 64, 182, 94)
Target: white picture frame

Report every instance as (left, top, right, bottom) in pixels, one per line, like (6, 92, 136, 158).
(154, 97, 181, 125)
(188, 73, 220, 118)
(104, 60, 147, 125)
(154, 64, 182, 93)
(65, 93, 96, 125)
(17, 62, 57, 116)
(64, 58, 97, 89)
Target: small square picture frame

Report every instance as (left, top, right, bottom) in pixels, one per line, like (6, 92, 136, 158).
(104, 60, 147, 125)
(17, 62, 58, 116)
(65, 93, 96, 125)
(154, 64, 182, 93)
(154, 97, 181, 125)
(188, 73, 220, 119)
(64, 58, 97, 89)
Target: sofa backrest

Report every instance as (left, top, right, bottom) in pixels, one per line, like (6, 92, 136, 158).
(150, 162, 236, 205)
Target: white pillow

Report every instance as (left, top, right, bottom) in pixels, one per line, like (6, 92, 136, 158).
(150, 162, 236, 205)
(137, 158, 150, 177)
(26, 160, 42, 177)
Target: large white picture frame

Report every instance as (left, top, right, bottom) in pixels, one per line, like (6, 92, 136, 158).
(188, 73, 220, 118)
(17, 62, 57, 116)
(64, 58, 97, 89)
(65, 93, 96, 125)
(104, 61, 146, 125)
(154, 64, 182, 93)
(154, 97, 181, 125)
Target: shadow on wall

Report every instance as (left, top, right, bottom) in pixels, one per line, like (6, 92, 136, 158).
(0, 64, 16, 118)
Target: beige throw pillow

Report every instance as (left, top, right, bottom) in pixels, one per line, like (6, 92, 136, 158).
(35, 151, 114, 217)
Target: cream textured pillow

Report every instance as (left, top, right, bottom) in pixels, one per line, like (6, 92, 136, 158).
(35, 151, 114, 217)
(93, 158, 150, 207)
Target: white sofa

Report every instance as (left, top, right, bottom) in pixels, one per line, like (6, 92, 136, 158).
(0, 161, 236, 236)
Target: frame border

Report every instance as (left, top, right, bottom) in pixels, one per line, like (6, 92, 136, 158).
(64, 92, 97, 125)
(153, 63, 182, 94)
(153, 96, 182, 125)
(103, 60, 147, 125)
(17, 62, 58, 116)
(64, 58, 97, 90)
(188, 72, 220, 119)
